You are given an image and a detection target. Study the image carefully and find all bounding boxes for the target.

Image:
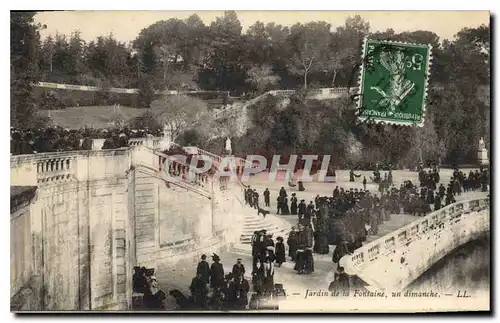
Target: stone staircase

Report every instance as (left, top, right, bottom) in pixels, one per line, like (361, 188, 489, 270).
(239, 203, 293, 244)
(183, 145, 293, 244)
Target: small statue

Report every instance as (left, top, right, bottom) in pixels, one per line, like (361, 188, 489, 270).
(479, 137, 486, 151)
(225, 137, 232, 155)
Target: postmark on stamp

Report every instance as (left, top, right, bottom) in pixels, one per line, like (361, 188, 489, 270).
(357, 39, 432, 126)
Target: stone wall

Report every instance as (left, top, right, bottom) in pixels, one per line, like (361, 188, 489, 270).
(10, 145, 239, 311)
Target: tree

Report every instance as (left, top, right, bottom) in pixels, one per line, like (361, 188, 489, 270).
(150, 95, 212, 142)
(40, 35, 55, 73)
(11, 11, 43, 127)
(246, 64, 280, 94)
(128, 110, 161, 131)
(68, 30, 86, 79)
(287, 22, 331, 89)
(155, 43, 178, 86)
(137, 75, 156, 108)
(409, 116, 443, 166)
(199, 11, 247, 93)
(329, 15, 370, 86)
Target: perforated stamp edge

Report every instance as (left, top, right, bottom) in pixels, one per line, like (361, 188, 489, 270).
(355, 38, 433, 128)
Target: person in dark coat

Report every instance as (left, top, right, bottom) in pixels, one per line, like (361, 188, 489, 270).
(244, 186, 251, 205)
(275, 236, 286, 266)
(81, 135, 93, 150)
(290, 193, 298, 215)
(434, 194, 442, 211)
(190, 272, 209, 309)
(101, 134, 116, 150)
(232, 258, 246, 278)
(196, 254, 210, 284)
(298, 200, 306, 220)
(143, 277, 167, 310)
(279, 187, 287, 198)
(313, 230, 329, 254)
(363, 176, 367, 190)
(304, 247, 314, 274)
(262, 252, 275, 294)
(287, 228, 298, 262)
(276, 195, 284, 214)
(282, 197, 290, 215)
(251, 231, 260, 270)
(294, 245, 306, 274)
(303, 224, 314, 248)
(263, 188, 270, 207)
(133, 266, 149, 293)
(332, 241, 351, 269)
(169, 289, 192, 310)
(210, 254, 225, 290)
(298, 181, 306, 191)
(253, 189, 260, 209)
(229, 273, 250, 310)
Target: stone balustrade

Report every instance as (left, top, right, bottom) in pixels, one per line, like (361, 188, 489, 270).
(36, 156, 75, 183)
(339, 197, 490, 291)
(11, 149, 134, 187)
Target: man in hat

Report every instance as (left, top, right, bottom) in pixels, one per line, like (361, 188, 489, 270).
(263, 188, 270, 207)
(196, 254, 210, 285)
(232, 258, 246, 278)
(210, 254, 225, 291)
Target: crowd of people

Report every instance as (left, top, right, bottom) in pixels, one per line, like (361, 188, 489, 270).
(10, 126, 163, 155)
(244, 165, 489, 283)
(132, 163, 488, 311)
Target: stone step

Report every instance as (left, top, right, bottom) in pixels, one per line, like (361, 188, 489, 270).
(238, 204, 293, 244)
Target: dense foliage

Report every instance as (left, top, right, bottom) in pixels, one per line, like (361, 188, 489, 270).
(11, 11, 490, 165)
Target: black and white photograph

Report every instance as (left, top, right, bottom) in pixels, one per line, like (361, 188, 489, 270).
(9, 9, 491, 313)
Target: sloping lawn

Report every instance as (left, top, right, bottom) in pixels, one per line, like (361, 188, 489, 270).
(38, 105, 147, 129)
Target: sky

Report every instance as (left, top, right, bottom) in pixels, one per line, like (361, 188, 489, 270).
(34, 11, 490, 44)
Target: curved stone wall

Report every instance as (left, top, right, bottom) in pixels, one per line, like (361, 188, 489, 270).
(339, 197, 490, 292)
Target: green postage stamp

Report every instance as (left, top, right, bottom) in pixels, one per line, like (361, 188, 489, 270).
(357, 39, 432, 126)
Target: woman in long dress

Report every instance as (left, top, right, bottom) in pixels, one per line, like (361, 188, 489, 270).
(275, 237, 286, 266)
(262, 252, 275, 295)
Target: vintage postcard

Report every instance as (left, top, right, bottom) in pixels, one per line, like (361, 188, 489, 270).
(10, 10, 490, 313)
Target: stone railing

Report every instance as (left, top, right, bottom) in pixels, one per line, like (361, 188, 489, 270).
(35, 155, 76, 184)
(11, 149, 134, 187)
(209, 87, 354, 126)
(153, 150, 212, 193)
(339, 197, 490, 291)
(36, 81, 231, 96)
